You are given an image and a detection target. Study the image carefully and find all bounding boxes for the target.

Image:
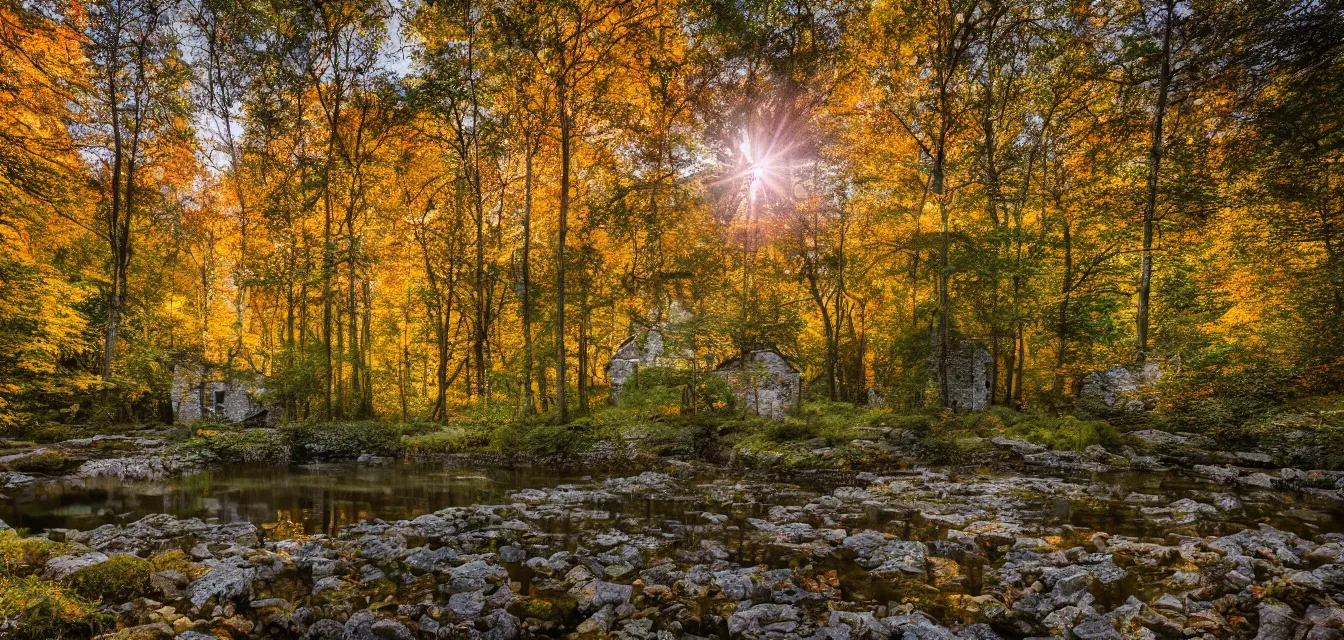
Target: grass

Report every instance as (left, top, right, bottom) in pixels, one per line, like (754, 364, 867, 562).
(1006, 414, 1127, 451)
(403, 429, 471, 456)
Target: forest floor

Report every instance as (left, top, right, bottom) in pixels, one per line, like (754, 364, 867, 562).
(0, 404, 1342, 639)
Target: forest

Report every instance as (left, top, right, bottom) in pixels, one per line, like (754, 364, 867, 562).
(2, 0, 1344, 638)
(3, 0, 1341, 428)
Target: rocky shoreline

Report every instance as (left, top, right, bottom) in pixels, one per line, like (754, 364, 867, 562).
(0, 424, 1341, 639)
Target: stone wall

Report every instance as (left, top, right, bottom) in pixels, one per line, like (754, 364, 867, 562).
(607, 330, 666, 402)
(171, 367, 268, 424)
(935, 342, 992, 411)
(714, 349, 802, 419)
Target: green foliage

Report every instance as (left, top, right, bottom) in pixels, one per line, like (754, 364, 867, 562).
(65, 554, 152, 601)
(916, 429, 981, 465)
(1156, 356, 1300, 440)
(616, 366, 735, 416)
(525, 419, 598, 458)
(284, 421, 405, 461)
(403, 429, 468, 456)
(265, 344, 328, 419)
(1008, 415, 1124, 451)
(194, 429, 292, 464)
(0, 575, 110, 639)
(0, 529, 67, 577)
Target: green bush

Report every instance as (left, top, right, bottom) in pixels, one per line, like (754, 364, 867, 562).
(0, 575, 109, 639)
(197, 429, 291, 464)
(25, 424, 74, 444)
(525, 419, 598, 458)
(66, 554, 152, 601)
(1008, 415, 1124, 451)
(284, 421, 404, 461)
(917, 429, 980, 465)
(403, 430, 467, 457)
(617, 366, 735, 415)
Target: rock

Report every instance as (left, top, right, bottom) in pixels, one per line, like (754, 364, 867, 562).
(343, 610, 379, 640)
(185, 558, 254, 611)
(1152, 594, 1184, 613)
(990, 437, 1045, 456)
(594, 581, 633, 607)
(311, 576, 344, 595)
(1256, 601, 1300, 640)
(576, 605, 615, 634)
(370, 619, 415, 640)
(301, 618, 344, 640)
(843, 531, 927, 574)
(151, 570, 189, 600)
(1072, 615, 1122, 640)
(447, 590, 486, 619)
(404, 546, 459, 573)
(177, 632, 220, 640)
(1080, 365, 1159, 414)
(728, 603, 800, 637)
(44, 552, 110, 580)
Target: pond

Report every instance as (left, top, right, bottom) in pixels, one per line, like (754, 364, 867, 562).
(3, 461, 1340, 543)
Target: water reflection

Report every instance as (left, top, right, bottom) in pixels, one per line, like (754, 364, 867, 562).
(0, 464, 587, 535)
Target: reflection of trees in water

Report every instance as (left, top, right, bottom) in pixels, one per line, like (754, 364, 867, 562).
(9, 466, 588, 534)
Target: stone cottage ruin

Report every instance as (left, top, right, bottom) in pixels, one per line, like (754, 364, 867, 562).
(935, 342, 993, 411)
(171, 365, 270, 424)
(606, 302, 694, 402)
(607, 330, 668, 401)
(714, 348, 802, 419)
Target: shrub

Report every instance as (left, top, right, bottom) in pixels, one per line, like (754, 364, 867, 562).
(403, 430, 467, 457)
(917, 430, 979, 465)
(197, 429, 291, 464)
(26, 424, 74, 444)
(284, 421, 404, 461)
(526, 420, 597, 458)
(618, 366, 735, 416)
(0, 575, 109, 639)
(765, 418, 817, 443)
(66, 554, 152, 601)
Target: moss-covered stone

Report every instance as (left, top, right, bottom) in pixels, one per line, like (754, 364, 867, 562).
(66, 553, 152, 601)
(284, 421, 404, 461)
(196, 429, 291, 464)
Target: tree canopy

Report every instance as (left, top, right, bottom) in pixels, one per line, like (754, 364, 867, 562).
(2, 0, 1343, 426)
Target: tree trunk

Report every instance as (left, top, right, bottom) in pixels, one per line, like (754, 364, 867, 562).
(1136, 0, 1174, 361)
(555, 87, 570, 422)
(521, 147, 536, 413)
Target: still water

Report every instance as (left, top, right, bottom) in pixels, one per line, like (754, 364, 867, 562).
(3, 463, 1340, 541)
(0, 464, 590, 535)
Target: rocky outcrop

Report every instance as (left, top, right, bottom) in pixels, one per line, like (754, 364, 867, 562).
(1078, 361, 1163, 414)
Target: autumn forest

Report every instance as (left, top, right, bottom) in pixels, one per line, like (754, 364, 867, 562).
(6, 0, 1344, 637)
(3, 0, 1344, 426)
